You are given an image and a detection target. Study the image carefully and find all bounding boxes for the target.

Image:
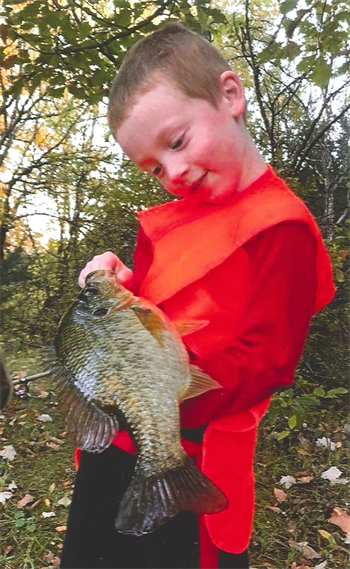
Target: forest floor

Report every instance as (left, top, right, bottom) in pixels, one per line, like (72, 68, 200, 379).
(0, 346, 349, 569)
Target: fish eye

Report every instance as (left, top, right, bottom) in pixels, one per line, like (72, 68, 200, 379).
(84, 285, 99, 296)
(93, 307, 109, 317)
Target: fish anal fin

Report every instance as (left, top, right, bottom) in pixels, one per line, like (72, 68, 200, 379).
(182, 365, 222, 401)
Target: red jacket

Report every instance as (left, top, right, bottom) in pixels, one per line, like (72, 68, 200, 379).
(79, 166, 334, 565)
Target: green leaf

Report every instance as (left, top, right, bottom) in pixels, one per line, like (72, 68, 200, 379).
(288, 414, 297, 429)
(16, 1, 41, 20)
(44, 10, 62, 29)
(335, 268, 345, 282)
(313, 387, 325, 397)
(283, 41, 301, 60)
(310, 57, 332, 87)
(326, 387, 348, 397)
(280, 0, 299, 15)
(115, 9, 132, 28)
(276, 430, 290, 440)
(295, 395, 319, 406)
(297, 54, 316, 74)
(258, 44, 283, 64)
(79, 21, 92, 39)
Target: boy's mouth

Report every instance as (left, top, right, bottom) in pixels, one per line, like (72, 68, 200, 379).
(189, 172, 208, 195)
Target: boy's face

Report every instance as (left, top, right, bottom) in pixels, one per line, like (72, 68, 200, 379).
(115, 73, 250, 204)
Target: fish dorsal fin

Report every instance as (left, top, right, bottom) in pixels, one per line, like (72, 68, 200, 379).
(173, 319, 209, 337)
(181, 365, 222, 401)
(46, 351, 119, 452)
(131, 305, 166, 347)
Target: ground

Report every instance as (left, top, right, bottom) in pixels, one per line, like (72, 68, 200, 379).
(0, 347, 349, 569)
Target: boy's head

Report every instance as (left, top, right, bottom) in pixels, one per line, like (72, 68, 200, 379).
(108, 23, 264, 203)
(108, 22, 231, 134)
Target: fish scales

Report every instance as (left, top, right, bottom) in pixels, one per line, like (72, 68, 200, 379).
(51, 269, 227, 535)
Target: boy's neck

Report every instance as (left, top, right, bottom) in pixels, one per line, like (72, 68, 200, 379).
(235, 134, 267, 193)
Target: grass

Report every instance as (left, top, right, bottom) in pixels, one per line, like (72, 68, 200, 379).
(0, 347, 349, 569)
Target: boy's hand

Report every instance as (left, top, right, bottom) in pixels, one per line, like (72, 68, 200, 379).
(78, 251, 133, 289)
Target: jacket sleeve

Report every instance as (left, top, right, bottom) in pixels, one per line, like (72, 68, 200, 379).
(189, 221, 318, 416)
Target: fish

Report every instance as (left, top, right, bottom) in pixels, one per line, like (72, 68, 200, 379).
(50, 269, 227, 536)
(0, 356, 12, 410)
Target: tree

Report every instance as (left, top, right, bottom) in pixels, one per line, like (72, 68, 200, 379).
(213, 0, 350, 239)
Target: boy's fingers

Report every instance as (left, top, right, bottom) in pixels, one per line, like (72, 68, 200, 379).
(78, 252, 132, 288)
(78, 252, 119, 288)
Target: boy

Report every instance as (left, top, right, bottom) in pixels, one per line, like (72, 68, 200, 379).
(60, 23, 335, 569)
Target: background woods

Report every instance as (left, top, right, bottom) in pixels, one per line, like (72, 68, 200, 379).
(0, 1, 349, 568)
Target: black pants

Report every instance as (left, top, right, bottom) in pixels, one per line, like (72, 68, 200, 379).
(60, 445, 249, 569)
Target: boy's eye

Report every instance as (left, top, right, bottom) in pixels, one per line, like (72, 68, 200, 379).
(171, 137, 183, 150)
(152, 165, 162, 177)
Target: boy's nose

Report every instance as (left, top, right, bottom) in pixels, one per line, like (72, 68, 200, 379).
(165, 157, 190, 187)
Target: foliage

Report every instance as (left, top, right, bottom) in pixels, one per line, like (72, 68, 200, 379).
(0, 353, 348, 568)
(1, 0, 223, 103)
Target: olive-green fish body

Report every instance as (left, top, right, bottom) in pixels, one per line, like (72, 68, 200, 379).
(51, 270, 227, 535)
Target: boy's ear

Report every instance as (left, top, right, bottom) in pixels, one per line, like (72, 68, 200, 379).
(219, 71, 246, 118)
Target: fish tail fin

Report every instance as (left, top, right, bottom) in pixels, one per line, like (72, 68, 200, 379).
(115, 455, 227, 536)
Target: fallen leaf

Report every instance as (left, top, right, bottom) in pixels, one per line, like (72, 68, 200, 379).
(45, 552, 60, 567)
(55, 525, 67, 532)
(328, 507, 350, 534)
(49, 483, 56, 493)
(44, 498, 50, 507)
(297, 476, 314, 484)
(296, 448, 310, 456)
(287, 520, 297, 533)
(2, 544, 14, 555)
(62, 480, 73, 487)
(316, 437, 336, 450)
(289, 540, 321, 560)
(46, 442, 60, 450)
(48, 436, 64, 445)
(42, 511, 56, 518)
(266, 505, 281, 513)
(0, 491, 13, 505)
(0, 445, 16, 461)
(57, 495, 71, 507)
(331, 477, 349, 485)
(280, 475, 296, 489)
(16, 494, 35, 508)
(321, 466, 341, 481)
(37, 414, 52, 423)
(318, 529, 331, 539)
(314, 562, 327, 569)
(274, 487, 287, 502)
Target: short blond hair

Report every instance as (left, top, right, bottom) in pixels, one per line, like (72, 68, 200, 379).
(108, 22, 231, 135)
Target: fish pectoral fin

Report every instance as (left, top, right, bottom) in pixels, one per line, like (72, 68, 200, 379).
(173, 319, 209, 337)
(131, 305, 166, 347)
(47, 354, 119, 452)
(181, 365, 222, 401)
